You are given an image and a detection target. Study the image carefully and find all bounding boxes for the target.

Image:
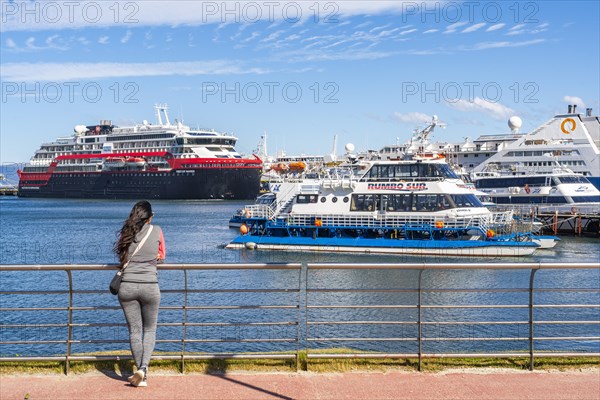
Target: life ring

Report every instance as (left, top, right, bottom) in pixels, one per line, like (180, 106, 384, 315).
(561, 118, 576, 134)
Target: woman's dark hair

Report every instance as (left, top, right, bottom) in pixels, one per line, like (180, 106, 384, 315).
(114, 201, 153, 265)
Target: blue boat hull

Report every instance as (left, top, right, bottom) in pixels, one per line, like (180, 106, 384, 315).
(227, 235, 539, 257)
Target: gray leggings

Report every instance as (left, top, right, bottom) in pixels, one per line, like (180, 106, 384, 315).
(118, 282, 161, 369)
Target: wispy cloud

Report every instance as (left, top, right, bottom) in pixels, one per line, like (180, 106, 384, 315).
(6, 35, 70, 52)
(399, 28, 418, 35)
(444, 21, 469, 34)
(240, 31, 261, 44)
(423, 29, 438, 34)
(120, 30, 132, 44)
(447, 97, 514, 120)
(462, 23, 486, 33)
(563, 96, 586, 108)
(393, 112, 431, 124)
(98, 36, 109, 45)
(486, 23, 505, 32)
(1, 61, 271, 81)
(461, 39, 545, 51)
(1, 2, 417, 32)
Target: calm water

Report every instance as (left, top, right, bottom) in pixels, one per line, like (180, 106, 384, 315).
(1, 197, 598, 356)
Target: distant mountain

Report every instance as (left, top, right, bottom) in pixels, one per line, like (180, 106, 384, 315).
(0, 163, 23, 185)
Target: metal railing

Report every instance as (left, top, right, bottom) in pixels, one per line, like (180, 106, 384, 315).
(0, 263, 302, 374)
(1, 263, 599, 374)
(305, 263, 600, 371)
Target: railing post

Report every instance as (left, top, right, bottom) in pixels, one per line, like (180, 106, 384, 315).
(65, 270, 73, 375)
(529, 268, 538, 371)
(181, 269, 188, 374)
(304, 263, 309, 371)
(418, 269, 424, 371)
(296, 263, 303, 371)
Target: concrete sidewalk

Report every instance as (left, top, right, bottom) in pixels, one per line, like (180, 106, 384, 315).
(1, 370, 599, 400)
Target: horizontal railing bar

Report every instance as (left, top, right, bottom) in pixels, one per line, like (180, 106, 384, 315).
(533, 337, 600, 341)
(534, 305, 600, 308)
(307, 305, 417, 309)
(308, 321, 417, 325)
(308, 321, 529, 325)
(0, 289, 300, 295)
(0, 308, 68, 311)
(1, 324, 69, 328)
(0, 291, 70, 295)
(161, 289, 300, 293)
(0, 354, 298, 362)
(1, 340, 67, 344)
(308, 353, 600, 359)
(308, 338, 418, 342)
(164, 322, 298, 327)
(307, 263, 600, 270)
(168, 354, 297, 360)
(160, 339, 297, 343)
(307, 353, 419, 359)
(308, 338, 528, 342)
(161, 305, 299, 310)
(0, 263, 302, 271)
(6, 320, 596, 330)
(306, 288, 600, 293)
(535, 321, 600, 325)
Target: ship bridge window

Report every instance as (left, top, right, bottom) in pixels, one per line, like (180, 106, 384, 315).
(296, 194, 318, 204)
(363, 163, 458, 181)
(450, 194, 483, 208)
(556, 176, 589, 184)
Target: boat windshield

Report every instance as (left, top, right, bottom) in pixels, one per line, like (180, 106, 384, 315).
(362, 163, 459, 181)
(555, 175, 589, 184)
(350, 193, 483, 212)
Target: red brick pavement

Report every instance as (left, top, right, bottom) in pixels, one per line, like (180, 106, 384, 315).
(1, 370, 599, 400)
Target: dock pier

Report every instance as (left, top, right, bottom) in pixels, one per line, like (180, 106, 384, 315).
(0, 186, 18, 196)
(536, 210, 600, 236)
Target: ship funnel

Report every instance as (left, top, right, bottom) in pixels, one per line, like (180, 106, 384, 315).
(586, 108, 592, 116)
(572, 104, 577, 114)
(568, 105, 573, 114)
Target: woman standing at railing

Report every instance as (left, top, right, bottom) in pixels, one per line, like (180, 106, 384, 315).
(113, 201, 165, 387)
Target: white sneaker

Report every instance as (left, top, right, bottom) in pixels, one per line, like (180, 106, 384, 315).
(130, 367, 146, 387)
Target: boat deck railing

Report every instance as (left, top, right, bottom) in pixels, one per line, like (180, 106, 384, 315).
(1, 263, 598, 373)
(284, 212, 516, 233)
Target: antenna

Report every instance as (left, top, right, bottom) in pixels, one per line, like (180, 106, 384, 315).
(330, 134, 338, 161)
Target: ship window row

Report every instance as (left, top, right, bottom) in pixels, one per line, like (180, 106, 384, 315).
(506, 150, 579, 157)
(350, 193, 482, 212)
(176, 138, 236, 146)
(556, 176, 589, 184)
(363, 164, 459, 181)
(521, 160, 586, 167)
(111, 133, 175, 141)
(114, 142, 171, 149)
(476, 177, 549, 188)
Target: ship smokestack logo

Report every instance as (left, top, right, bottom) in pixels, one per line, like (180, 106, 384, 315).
(560, 118, 576, 134)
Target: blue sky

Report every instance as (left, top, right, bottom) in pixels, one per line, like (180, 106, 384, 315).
(1, 1, 599, 163)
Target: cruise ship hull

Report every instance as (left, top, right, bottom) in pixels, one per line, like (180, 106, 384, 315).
(18, 168, 261, 200)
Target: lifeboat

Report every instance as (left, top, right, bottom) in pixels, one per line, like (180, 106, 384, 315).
(103, 157, 126, 168)
(288, 161, 306, 171)
(271, 163, 289, 173)
(125, 157, 146, 167)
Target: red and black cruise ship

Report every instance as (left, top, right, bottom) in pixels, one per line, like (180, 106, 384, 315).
(18, 105, 262, 199)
